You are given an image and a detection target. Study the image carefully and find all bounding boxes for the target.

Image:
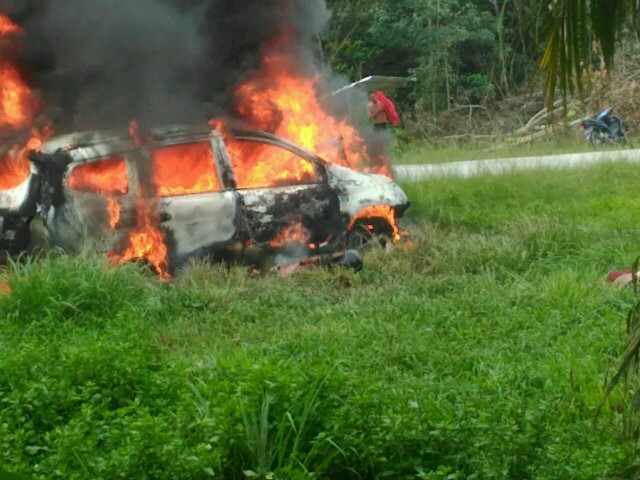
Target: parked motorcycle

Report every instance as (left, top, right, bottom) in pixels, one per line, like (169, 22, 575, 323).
(581, 107, 629, 147)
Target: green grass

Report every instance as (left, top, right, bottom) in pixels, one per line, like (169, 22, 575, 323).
(3, 162, 640, 479)
(392, 136, 634, 165)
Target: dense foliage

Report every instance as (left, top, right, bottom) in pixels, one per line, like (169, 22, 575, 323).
(321, 0, 640, 120)
(321, 0, 544, 116)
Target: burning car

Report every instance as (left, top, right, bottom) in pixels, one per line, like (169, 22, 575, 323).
(0, 125, 409, 275)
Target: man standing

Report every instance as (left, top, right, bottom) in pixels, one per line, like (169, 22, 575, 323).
(368, 90, 400, 130)
(366, 90, 401, 176)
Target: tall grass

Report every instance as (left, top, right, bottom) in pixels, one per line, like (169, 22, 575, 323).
(2, 162, 640, 478)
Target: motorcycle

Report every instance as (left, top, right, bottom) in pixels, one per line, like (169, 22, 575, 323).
(581, 107, 629, 147)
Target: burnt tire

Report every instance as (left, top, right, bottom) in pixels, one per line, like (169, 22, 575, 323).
(347, 220, 392, 251)
(0, 216, 32, 257)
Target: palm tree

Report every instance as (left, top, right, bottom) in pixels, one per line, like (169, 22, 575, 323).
(539, 0, 639, 103)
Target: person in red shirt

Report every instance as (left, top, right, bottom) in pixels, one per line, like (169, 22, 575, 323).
(368, 90, 401, 130)
(366, 90, 401, 176)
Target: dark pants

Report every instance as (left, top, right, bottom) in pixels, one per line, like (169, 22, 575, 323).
(373, 122, 388, 131)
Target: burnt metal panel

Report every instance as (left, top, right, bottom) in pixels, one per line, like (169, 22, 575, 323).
(239, 183, 347, 245)
(0, 173, 40, 216)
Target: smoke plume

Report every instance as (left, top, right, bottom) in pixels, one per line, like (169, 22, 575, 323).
(0, 0, 332, 131)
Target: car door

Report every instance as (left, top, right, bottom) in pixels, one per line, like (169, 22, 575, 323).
(59, 153, 134, 253)
(219, 135, 345, 247)
(151, 139, 241, 266)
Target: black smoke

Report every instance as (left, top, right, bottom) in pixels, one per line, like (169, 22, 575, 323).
(0, 0, 332, 131)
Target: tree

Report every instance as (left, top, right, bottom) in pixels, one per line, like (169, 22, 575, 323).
(539, 0, 639, 103)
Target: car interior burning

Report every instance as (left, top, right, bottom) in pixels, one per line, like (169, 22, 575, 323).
(0, 2, 409, 276)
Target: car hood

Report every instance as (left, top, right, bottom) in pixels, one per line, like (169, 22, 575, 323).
(325, 164, 409, 217)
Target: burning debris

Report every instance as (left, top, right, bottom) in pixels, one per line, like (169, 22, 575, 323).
(0, 1, 409, 276)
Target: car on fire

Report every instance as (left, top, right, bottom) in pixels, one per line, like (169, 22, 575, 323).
(0, 125, 409, 274)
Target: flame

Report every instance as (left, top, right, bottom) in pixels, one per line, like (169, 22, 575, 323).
(0, 14, 48, 191)
(109, 195, 168, 278)
(229, 53, 390, 186)
(107, 196, 121, 229)
(0, 15, 20, 36)
(107, 122, 169, 277)
(349, 205, 401, 242)
(235, 55, 362, 160)
(270, 221, 310, 248)
(67, 156, 128, 195)
(0, 65, 32, 129)
(0, 126, 52, 190)
(0, 140, 32, 189)
(0, 15, 37, 130)
(225, 137, 315, 189)
(151, 142, 220, 196)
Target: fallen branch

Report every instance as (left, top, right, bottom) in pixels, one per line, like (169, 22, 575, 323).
(442, 133, 501, 140)
(485, 118, 583, 151)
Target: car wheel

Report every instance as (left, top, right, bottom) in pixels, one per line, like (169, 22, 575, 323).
(347, 220, 392, 251)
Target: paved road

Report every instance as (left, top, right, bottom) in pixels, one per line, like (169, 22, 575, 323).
(393, 148, 640, 182)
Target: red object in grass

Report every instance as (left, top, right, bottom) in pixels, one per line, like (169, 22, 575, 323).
(607, 269, 634, 283)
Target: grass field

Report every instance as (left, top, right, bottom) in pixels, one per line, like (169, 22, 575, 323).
(3, 162, 640, 479)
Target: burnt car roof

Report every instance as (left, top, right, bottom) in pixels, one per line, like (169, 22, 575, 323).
(39, 124, 217, 156)
(37, 125, 329, 168)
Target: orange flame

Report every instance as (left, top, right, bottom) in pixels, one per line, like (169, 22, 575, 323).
(109, 195, 168, 278)
(0, 65, 33, 129)
(235, 56, 357, 158)
(0, 15, 37, 130)
(0, 126, 52, 190)
(349, 205, 401, 242)
(0, 14, 48, 191)
(107, 122, 169, 277)
(107, 196, 121, 229)
(0, 15, 20, 36)
(151, 142, 220, 196)
(270, 221, 310, 248)
(225, 137, 315, 189)
(0, 141, 32, 189)
(228, 53, 389, 186)
(67, 156, 128, 195)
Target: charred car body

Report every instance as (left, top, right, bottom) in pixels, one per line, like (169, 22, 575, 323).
(0, 126, 409, 274)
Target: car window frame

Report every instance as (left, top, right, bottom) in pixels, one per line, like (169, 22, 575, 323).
(64, 134, 229, 198)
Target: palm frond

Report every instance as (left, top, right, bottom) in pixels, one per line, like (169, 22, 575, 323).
(539, 0, 634, 105)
